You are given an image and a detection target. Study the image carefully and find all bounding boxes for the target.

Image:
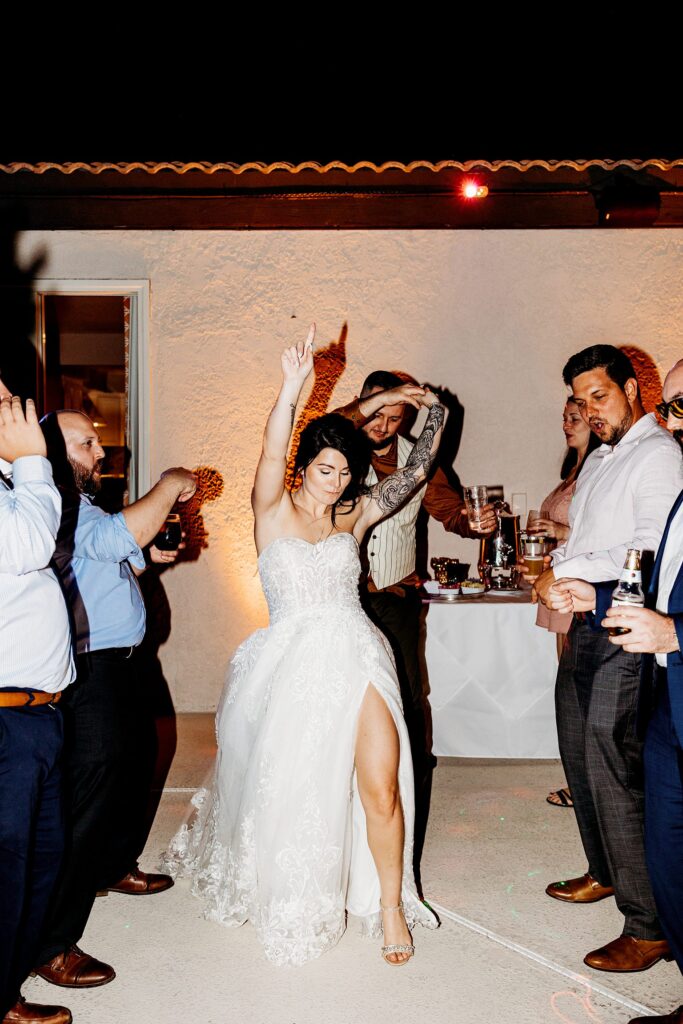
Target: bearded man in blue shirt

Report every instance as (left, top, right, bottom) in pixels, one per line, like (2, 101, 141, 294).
(33, 411, 196, 990)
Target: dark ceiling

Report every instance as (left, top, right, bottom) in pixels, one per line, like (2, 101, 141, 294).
(2, 43, 679, 230)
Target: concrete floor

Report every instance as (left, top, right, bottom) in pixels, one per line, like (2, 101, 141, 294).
(24, 714, 682, 1024)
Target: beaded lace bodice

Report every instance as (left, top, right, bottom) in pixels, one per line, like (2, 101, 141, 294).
(258, 534, 362, 625)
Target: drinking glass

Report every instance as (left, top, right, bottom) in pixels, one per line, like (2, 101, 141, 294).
(154, 513, 182, 551)
(464, 486, 488, 531)
(521, 534, 546, 579)
(526, 509, 541, 532)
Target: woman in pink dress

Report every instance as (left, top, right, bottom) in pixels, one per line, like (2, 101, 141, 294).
(534, 398, 600, 808)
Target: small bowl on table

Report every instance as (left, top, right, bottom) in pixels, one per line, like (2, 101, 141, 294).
(460, 578, 486, 598)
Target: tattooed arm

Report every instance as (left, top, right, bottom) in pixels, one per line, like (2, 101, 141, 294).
(252, 325, 315, 519)
(355, 392, 445, 536)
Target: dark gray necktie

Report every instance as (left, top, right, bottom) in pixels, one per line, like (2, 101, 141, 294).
(0, 470, 13, 490)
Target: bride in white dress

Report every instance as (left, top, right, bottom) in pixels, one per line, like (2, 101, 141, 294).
(162, 325, 444, 966)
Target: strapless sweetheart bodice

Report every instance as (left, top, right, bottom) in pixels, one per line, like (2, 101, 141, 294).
(258, 533, 362, 624)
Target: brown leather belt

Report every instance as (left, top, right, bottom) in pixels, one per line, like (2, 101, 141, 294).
(0, 690, 62, 707)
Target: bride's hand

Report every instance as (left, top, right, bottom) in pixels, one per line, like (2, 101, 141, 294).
(281, 324, 316, 384)
(419, 388, 440, 409)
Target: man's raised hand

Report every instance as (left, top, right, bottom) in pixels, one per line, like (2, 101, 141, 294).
(0, 395, 47, 461)
(160, 468, 197, 503)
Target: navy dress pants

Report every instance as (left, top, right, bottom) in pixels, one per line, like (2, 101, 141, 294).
(643, 678, 683, 973)
(0, 703, 64, 1016)
(36, 647, 157, 964)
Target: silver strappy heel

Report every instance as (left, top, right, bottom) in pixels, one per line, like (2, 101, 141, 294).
(380, 900, 415, 965)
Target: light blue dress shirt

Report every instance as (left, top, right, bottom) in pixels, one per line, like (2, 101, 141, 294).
(55, 493, 147, 654)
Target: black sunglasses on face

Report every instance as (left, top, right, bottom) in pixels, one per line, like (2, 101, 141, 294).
(656, 397, 683, 420)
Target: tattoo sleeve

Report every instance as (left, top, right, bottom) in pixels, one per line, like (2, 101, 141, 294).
(373, 402, 445, 514)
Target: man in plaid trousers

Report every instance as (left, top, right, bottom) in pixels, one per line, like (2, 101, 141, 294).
(532, 345, 683, 973)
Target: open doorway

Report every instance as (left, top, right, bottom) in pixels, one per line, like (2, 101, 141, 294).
(34, 280, 150, 505)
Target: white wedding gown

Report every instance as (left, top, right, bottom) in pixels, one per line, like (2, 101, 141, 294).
(161, 532, 437, 965)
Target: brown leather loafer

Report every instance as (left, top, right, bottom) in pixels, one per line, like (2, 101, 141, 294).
(584, 935, 674, 972)
(545, 872, 615, 903)
(34, 945, 115, 988)
(103, 866, 174, 895)
(2, 996, 72, 1023)
(629, 1006, 683, 1023)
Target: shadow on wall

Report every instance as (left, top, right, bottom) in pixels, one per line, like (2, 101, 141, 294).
(178, 466, 225, 561)
(620, 344, 663, 417)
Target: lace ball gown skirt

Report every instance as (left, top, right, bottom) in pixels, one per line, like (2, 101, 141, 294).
(161, 534, 437, 965)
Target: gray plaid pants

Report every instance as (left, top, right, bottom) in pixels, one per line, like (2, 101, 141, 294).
(556, 618, 662, 939)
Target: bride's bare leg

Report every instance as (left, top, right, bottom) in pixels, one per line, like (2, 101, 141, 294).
(355, 684, 413, 963)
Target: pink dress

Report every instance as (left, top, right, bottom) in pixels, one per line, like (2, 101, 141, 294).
(535, 479, 574, 634)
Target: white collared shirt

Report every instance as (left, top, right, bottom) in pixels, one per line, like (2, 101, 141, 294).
(552, 414, 683, 583)
(0, 455, 75, 692)
(654, 500, 683, 667)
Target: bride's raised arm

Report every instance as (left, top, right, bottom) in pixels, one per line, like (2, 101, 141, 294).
(251, 324, 315, 520)
(355, 392, 445, 535)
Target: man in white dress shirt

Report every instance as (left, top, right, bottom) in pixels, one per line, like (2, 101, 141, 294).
(533, 345, 683, 974)
(0, 383, 74, 1024)
(547, 358, 683, 1024)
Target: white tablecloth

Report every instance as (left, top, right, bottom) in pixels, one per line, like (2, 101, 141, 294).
(424, 592, 560, 758)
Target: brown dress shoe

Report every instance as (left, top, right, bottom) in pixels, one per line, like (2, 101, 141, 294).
(545, 872, 615, 903)
(103, 866, 174, 895)
(34, 945, 115, 987)
(584, 935, 674, 972)
(629, 1006, 683, 1023)
(2, 996, 72, 1023)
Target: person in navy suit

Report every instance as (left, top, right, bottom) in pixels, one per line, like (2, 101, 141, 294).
(547, 357, 683, 1024)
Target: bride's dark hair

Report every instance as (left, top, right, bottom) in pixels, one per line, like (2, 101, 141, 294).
(293, 413, 371, 522)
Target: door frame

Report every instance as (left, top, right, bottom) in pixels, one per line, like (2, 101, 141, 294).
(34, 279, 150, 501)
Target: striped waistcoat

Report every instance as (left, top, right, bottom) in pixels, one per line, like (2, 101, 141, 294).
(365, 435, 426, 590)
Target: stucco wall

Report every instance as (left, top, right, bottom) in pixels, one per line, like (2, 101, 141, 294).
(19, 229, 683, 710)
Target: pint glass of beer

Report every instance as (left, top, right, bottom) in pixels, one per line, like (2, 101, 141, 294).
(464, 486, 488, 531)
(521, 533, 547, 579)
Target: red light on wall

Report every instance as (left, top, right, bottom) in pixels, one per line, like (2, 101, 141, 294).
(462, 180, 489, 200)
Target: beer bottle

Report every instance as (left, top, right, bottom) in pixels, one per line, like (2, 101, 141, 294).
(608, 548, 644, 636)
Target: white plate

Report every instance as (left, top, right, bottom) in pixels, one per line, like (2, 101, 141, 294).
(458, 588, 487, 599)
(487, 588, 522, 595)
